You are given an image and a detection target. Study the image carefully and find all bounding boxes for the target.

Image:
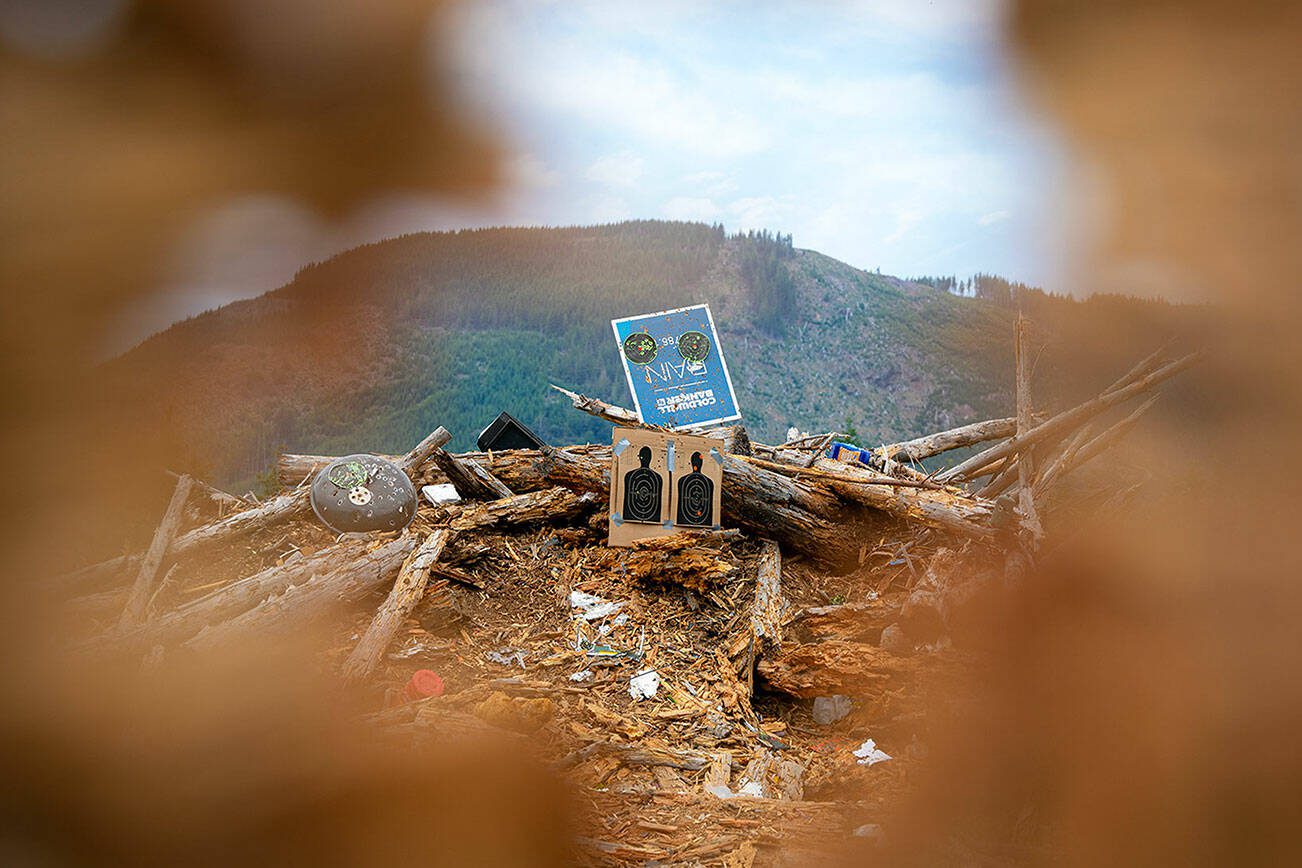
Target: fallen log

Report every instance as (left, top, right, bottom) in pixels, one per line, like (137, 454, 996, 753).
(447, 487, 597, 532)
(118, 474, 194, 629)
(61, 426, 459, 596)
(399, 426, 452, 476)
(342, 529, 453, 682)
(757, 639, 913, 699)
(430, 447, 513, 501)
(938, 351, 1201, 483)
(1035, 394, 1161, 499)
(876, 417, 1017, 464)
(185, 535, 419, 652)
(786, 601, 897, 643)
(1014, 314, 1044, 545)
(550, 384, 753, 455)
(550, 384, 645, 427)
(169, 470, 247, 512)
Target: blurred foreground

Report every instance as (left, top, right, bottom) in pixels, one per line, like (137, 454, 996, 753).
(4, 0, 1302, 865)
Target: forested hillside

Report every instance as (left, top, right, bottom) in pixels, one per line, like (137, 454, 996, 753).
(97, 221, 1210, 491)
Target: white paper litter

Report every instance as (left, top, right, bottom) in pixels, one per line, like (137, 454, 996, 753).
(485, 648, 527, 668)
(853, 738, 892, 766)
(420, 483, 461, 506)
(568, 670, 593, 682)
(628, 668, 660, 700)
(706, 780, 765, 800)
(569, 590, 624, 621)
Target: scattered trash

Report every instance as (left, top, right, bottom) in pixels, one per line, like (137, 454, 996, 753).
(812, 694, 852, 725)
(403, 669, 445, 701)
(309, 454, 417, 533)
(485, 647, 527, 668)
(574, 625, 645, 662)
(420, 483, 461, 506)
(477, 411, 547, 451)
(705, 780, 765, 800)
(629, 668, 661, 700)
(828, 441, 872, 465)
(853, 738, 892, 766)
(569, 590, 624, 621)
(569, 669, 593, 682)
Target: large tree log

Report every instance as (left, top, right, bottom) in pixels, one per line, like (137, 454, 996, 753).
(1014, 314, 1044, 544)
(118, 474, 194, 628)
(787, 601, 898, 643)
(62, 426, 456, 597)
(185, 535, 419, 651)
(549, 384, 644, 427)
(549, 384, 753, 454)
(757, 639, 913, 699)
(342, 529, 453, 682)
(447, 487, 597, 532)
(876, 417, 1017, 464)
(804, 456, 994, 541)
(1035, 394, 1160, 499)
(430, 447, 513, 501)
(938, 351, 1201, 483)
(537, 446, 853, 562)
(399, 426, 452, 476)
(539, 439, 995, 558)
(92, 539, 373, 650)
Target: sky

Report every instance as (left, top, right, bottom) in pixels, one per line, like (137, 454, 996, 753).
(109, 0, 1070, 352)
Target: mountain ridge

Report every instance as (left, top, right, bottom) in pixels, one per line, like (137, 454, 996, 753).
(98, 221, 1208, 490)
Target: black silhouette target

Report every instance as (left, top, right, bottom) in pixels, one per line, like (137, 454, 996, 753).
(622, 445, 663, 523)
(675, 451, 715, 527)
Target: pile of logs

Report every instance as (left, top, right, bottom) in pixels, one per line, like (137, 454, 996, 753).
(60, 328, 1198, 691)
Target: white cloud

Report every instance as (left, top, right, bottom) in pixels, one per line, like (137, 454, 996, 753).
(978, 209, 1011, 226)
(584, 194, 632, 224)
(728, 195, 795, 231)
(586, 152, 645, 187)
(662, 196, 720, 222)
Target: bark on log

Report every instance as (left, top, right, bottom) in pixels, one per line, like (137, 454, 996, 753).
(64, 426, 456, 597)
(399, 426, 452, 476)
(1014, 314, 1044, 544)
(787, 601, 898, 643)
(938, 351, 1201, 483)
(806, 456, 994, 541)
(342, 529, 453, 682)
(550, 384, 754, 454)
(185, 535, 419, 652)
(447, 487, 597, 532)
(430, 448, 513, 501)
(94, 540, 371, 650)
(757, 639, 912, 699)
(751, 540, 786, 654)
(118, 474, 194, 629)
(168, 470, 246, 512)
(876, 417, 1017, 464)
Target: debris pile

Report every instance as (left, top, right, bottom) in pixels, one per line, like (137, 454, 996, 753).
(59, 334, 1198, 864)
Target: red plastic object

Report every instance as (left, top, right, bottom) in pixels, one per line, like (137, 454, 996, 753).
(404, 669, 445, 701)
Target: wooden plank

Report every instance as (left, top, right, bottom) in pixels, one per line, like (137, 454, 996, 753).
(118, 474, 193, 628)
(342, 529, 453, 681)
